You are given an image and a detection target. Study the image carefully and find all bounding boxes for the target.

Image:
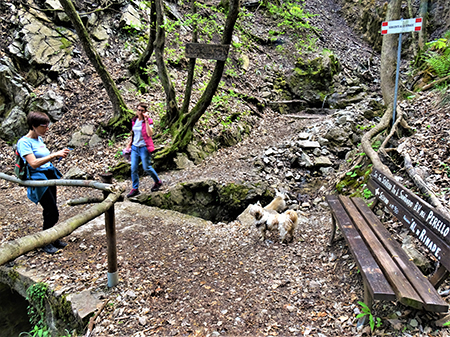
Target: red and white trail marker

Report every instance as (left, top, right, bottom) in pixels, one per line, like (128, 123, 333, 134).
(381, 18, 423, 35)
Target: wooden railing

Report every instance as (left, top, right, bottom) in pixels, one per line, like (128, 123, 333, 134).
(0, 172, 124, 287)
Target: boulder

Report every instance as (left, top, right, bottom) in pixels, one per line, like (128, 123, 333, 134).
(0, 106, 28, 140)
(63, 167, 93, 180)
(324, 127, 351, 146)
(174, 153, 195, 170)
(9, 11, 75, 72)
(31, 90, 65, 121)
(0, 56, 33, 107)
(314, 156, 333, 167)
(119, 4, 141, 29)
(284, 52, 341, 107)
(68, 132, 91, 148)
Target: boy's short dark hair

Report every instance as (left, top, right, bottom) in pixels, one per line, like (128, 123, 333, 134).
(27, 111, 50, 130)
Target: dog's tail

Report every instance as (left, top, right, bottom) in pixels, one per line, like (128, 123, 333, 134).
(285, 210, 299, 230)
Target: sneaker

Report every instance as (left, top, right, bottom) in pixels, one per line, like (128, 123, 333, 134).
(53, 239, 68, 249)
(127, 188, 140, 198)
(42, 244, 59, 254)
(151, 180, 163, 192)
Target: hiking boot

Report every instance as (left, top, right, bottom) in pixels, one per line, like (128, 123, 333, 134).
(151, 180, 163, 192)
(127, 188, 140, 198)
(42, 244, 59, 254)
(53, 239, 68, 249)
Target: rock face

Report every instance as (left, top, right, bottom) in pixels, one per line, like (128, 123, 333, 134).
(0, 56, 66, 141)
(9, 7, 75, 72)
(282, 51, 341, 108)
(0, 56, 33, 140)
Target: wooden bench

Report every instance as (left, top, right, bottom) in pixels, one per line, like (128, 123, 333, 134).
(327, 168, 450, 316)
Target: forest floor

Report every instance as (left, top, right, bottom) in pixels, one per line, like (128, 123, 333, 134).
(1, 98, 450, 336)
(0, 0, 450, 336)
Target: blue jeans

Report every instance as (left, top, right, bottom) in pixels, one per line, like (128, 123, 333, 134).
(131, 145, 159, 190)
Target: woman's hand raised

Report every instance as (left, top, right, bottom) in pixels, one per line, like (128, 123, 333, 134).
(55, 148, 71, 160)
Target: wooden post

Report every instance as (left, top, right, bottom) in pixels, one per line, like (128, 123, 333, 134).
(100, 173, 118, 287)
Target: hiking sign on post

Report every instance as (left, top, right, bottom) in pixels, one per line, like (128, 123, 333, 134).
(381, 18, 423, 35)
(381, 18, 423, 126)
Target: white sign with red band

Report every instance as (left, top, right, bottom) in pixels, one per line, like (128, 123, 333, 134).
(381, 18, 423, 35)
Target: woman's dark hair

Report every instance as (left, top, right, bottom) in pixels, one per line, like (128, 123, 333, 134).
(27, 111, 50, 130)
(137, 102, 148, 111)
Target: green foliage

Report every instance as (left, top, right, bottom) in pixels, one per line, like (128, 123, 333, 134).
(356, 301, 382, 332)
(20, 325, 50, 337)
(356, 124, 375, 131)
(346, 170, 358, 178)
(441, 162, 450, 178)
(420, 31, 450, 80)
(26, 283, 48, 331)
(371, 140, 381, 151)
(266, 0, 315, 32)
(363, 188, 373, 199)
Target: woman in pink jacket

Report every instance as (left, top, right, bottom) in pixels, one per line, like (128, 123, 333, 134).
(126, 103, 162, 197)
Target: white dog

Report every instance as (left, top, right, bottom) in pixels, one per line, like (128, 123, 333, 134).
(249, 201, 298, 243)
(263, 190, 287, 213)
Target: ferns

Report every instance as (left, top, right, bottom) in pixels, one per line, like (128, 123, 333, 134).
(424, 51, 450, 77)
(422, 31, 450, 78)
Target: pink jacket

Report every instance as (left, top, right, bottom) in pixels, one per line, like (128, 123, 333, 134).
(131, 116, 155, 153)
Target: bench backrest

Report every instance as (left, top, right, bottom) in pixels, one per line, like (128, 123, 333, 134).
(367, 168, 450, 272)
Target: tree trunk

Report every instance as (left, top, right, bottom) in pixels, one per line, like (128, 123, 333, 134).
(0, 189, 123, 266)
(181, 0, 198, 115)
(418, 0, 428, 50)
(154, 0, 180, 127)
(380, 0, 402, 107)
(407, 0, 417, 57)
(155, 0, 240, 161)
(129, 0, 157, 93)
(59, 0, 133, 133)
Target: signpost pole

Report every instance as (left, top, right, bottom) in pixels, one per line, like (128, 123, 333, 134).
(381, 17, 423, 127)
(392, 26, 403, 127)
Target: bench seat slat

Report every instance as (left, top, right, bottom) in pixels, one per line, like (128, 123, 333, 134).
(352, 197, 449, 312)
(326, 195, 396, 301)
(339, 196, 424, 310)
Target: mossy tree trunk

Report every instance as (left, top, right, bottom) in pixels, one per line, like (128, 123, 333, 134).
(155, 0, 240, 162)
(59, 0, 133, 133)
(128, 0, 157, 93)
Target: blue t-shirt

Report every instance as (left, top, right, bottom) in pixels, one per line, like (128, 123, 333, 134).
(17, 136, 52, 170)
(16, 136, 61, 204)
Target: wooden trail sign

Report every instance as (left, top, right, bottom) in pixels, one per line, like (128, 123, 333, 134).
(370, 168, 450, 244)
(367, 169, 450, 271)
(185, 43, 230, 61)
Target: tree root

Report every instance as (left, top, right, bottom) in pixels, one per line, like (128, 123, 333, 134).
(360, 103, 393, 176)
(380, 105, 404, 151)
(84, 300, 108, 337)
(402, 152, 450, 219)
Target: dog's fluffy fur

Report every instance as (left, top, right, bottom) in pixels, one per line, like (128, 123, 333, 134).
(249, 201, 298, 243)
(263, 190, 287, 213)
